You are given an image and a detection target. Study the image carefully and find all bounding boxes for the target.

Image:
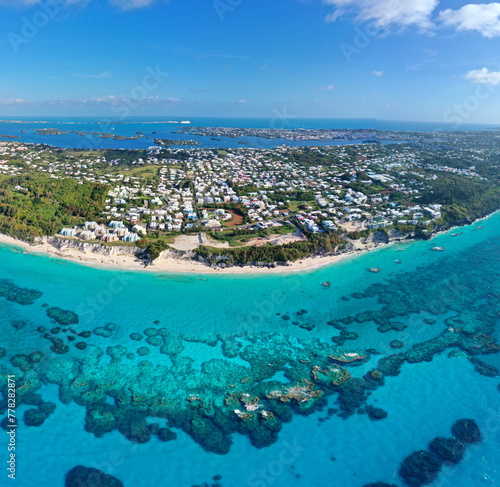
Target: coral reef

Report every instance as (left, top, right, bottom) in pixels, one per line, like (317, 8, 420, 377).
(428, 437, 465, 464)
(451, 418, 482, 444)
(46, 307, 78, 326)
(65, 466, 124, 487)
(398, 450, 442, 487)
(0, 279, 42, 305)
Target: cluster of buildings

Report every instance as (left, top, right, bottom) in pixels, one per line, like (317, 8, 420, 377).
(0, 137, 489, 243)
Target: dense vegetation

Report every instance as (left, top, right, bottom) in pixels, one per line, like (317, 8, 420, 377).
(0, 174, 108, 239)
(420, 174, 500, 227)
(195, 233, 343, 265)
(137, 235, 171, 261)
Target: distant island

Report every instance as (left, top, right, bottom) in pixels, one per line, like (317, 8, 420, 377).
(154, 138, 201, 146)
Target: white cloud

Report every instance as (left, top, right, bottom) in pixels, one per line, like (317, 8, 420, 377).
(0, 98, 32, 105)
(323, 0, 439, 29)
(108, 0, 161, 10)
(0, 0, 91, 6)
(439, 3, 500, 38)
(371, 70, 384, 76)
(320, 84, 335, 90)
(45, 95, 182, 106)
(0, 0, 160, 9)
(464, 67, 500, 85)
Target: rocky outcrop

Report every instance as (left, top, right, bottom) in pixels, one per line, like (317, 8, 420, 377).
(45, 237, 138, 257)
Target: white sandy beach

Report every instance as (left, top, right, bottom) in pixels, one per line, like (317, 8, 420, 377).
(0, 232, 377, 275)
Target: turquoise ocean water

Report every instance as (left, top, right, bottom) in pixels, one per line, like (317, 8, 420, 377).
(1, 211, 499, 487)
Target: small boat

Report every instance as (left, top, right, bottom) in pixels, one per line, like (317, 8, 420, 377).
(477, 226, 484, 229)
(322, 281, 331, 288)
(451, 232, 463, 237)
(395, 260, 402, 264)
(367, 267, 381, 273)
(431, 247, 445, 251)
(397, 249, 406, 252)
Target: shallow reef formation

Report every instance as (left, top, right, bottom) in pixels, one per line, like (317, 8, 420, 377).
(47, 307, 79, 326)
(396, 418, 482, 487)
(428, 437, 465, 464)
(0, 278, 42, 305)
(0, 237, 498, 460)
(451, 418, 482, 444)
(65, 465, 124, 487)
(399, 450, 442, 487)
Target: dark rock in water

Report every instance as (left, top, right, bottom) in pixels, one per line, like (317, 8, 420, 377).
(157, 427, 177, 442)
(78, 331, 92, 338)
(331, 330, 359, 346)
(378, 321, 407, 333)
(37, 326, 46, 333)
(130, 332, 143, 341)
(24, 408, 47, 427)
(423, 318, 436, 325)
(11, 354, 33, 372)
(0, 279, 42, 305)
(137, 347, 150, 356)
(282, 315, 291, 321)
(143, 327, 158, 336)
(11, 320, 29, 330)
(299, 322, 315, 331)
(75, 342, 87, 350)
(93, 327, 113, 338)
(366, 405, 388, 421)
(118, 410, 151, 444)
(362, 483, 398, 487)
(22, 393, 43, 406)
(65, 465, 124, 487)
(451, 418, 482, 444)
(398, 450, 442, 487)
(390, 340, 404, 349)
(469, 357, 499, 377)
(51, 327, 61, 334)
(0, 348, 5, 360)
(341, 296, 350, 301)
(377, 353, 406, 376)
(351, 292, 365, 300)
(105, 323, 116, 332)
(146, 336, 163, 346)
(47, 307, 79, 325)
(428, 437, 465, 464)
(107, 345, 127, 360)
(29, 351, 43, 363)
(337, 378, 368, 416)
(85, 405, 118, 438)
(39, 401, 57, 416)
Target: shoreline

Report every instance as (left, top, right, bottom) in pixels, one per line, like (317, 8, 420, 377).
(0, 233, 377, 275)
(0, 211, 496, 275)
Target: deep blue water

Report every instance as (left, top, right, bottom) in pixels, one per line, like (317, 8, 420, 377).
(0, 213, 499, 487)
(0, 117, 494, 150)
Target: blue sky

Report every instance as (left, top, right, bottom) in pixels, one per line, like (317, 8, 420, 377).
(1, 0, 500, 123)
